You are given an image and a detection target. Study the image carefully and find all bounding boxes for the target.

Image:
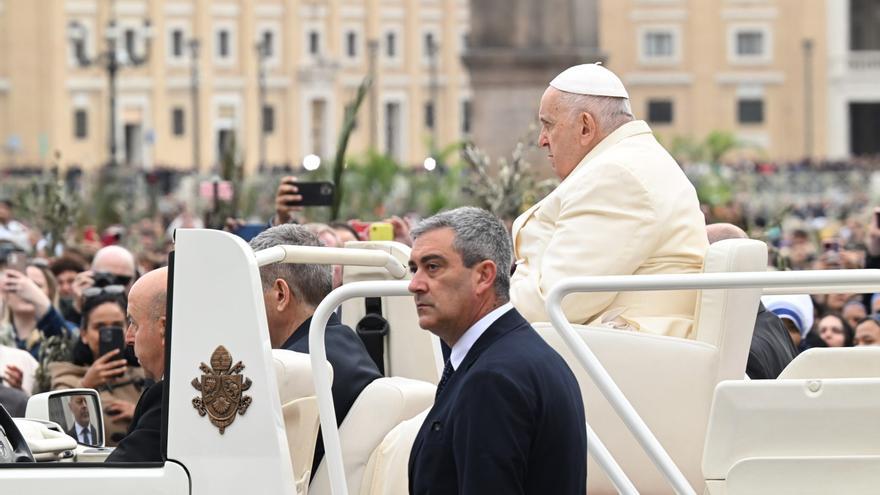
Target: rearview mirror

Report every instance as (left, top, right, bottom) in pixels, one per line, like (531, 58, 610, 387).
(25, 389, 105, 448)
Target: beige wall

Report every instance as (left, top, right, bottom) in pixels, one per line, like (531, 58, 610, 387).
(0, 0, 471, 173)
(600, 0, 828, 161)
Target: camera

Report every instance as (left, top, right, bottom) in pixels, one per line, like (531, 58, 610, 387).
(92, 271, 130, 288)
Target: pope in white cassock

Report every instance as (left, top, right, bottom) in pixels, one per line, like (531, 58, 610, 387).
(510, 63, 709, 339)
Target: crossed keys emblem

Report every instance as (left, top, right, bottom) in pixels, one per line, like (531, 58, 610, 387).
(191, 345, 253, 434)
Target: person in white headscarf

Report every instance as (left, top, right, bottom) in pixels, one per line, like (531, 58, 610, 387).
(761, 294, 815, 349)
(510, 63, 708, 338)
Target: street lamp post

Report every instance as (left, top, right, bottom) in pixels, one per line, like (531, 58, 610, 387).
(67, 19, 152, 168)
(255, 38, 269, 172)
(189, 39, 201, 173)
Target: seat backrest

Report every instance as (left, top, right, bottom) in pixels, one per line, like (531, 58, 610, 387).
(779, 346, 880, 379)
(693, 238, 768, 381)
(309, 377, 435, 495)
(272, 349, 332, 494)
(360, 409, 430, 495)
(703, 378, 880, 485)
(340, 241, 442, 384)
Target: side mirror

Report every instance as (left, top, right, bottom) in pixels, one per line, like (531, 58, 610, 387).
(26, 389, 105, 448)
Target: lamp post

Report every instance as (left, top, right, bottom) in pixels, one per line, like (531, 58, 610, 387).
(255, 37, 270, 172)
(67, 19, 152, 168)
(189, 39, 201, 174)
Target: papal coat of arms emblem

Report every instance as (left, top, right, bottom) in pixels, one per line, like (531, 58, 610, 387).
(191, 345, 252, 434)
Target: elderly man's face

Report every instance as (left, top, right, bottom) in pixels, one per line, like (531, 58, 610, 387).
(125, 288, 165, 380)
(538, 87, 591, 180)
(68, 395, 91, 426)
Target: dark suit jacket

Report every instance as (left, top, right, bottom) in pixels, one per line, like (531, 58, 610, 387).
(66, 423, 99, 445)
(409, 308, 587, 495)
(282, 313, 382, 472)
(747, 303, 798, 379)
(105, 380, 163, 463)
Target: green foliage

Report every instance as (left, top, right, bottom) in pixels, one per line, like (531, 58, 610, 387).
(14, 171, 80, 253)
(331, 77, 372, 220)
(460, 137, 555, 222)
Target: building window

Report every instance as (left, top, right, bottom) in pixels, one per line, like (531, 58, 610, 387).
(261, 31, 274, 58)
(73, 38, 87, 62)
(738, 98, 764, 124)
(346, 31, 357, 58)
(172, 108, 185, 136)
(74, 109, 88, 139)
(217, 29, 230, 58)
(644, 31, 673, 58)
(461, 99, 472, 134)
(736, 31, 764, 57)
(308, 31, 320, 56)
(424, 102, 435, 129)
(647, 100, 673, 124)
(850, 0, 880, 51)
(171, 29, 184, 57)
(262, 105, 275, 134)
(124, 29, 136, 58)
(386, 32, 396, 58)
(424, 32, 436, 57)
(385, 101, 401, 159)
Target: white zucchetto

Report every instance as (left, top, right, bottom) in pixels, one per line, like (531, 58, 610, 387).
(549, 63, 629, 99)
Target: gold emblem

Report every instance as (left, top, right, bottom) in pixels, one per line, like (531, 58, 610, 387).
(191, 345, 252, 434)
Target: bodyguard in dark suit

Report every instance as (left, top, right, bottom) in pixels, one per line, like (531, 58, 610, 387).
(250, 225, 382, 470)
(407, 207, 587, 495)
(65, 394, 100, 445)
(105, 381, 163, 462)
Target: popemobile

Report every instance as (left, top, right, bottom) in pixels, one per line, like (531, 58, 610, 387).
(1, 228, 879, 494)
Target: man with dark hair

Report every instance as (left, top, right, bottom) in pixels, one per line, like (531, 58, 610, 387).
(249, 224, 381, 470)
(407, 207, 586, 494)
(49, 255, 88, 323)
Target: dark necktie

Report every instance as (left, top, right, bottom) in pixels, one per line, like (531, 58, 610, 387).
(82, 429, 91, 445)
(435, 361, 454, 399)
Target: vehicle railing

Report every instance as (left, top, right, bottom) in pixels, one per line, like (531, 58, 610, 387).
(308, 281, 636, 495)
(546, 268, 880, 495)
(255, 245, 408, 279)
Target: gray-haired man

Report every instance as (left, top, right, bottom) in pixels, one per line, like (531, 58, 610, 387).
(407, 207, 586, 494)
(249, 225, 381, 471)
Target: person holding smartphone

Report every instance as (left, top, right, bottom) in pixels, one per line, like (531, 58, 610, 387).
(48, 290, 145, 446)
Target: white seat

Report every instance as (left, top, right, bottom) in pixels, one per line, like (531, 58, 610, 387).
(702, 378, 880, 495)
(272, 349, 333, 495)
(778, 346, 880, 379)
(534, 238, 768, 494)
(360, 409, 429, 495)
(309, 377, 435, 495)
(340, 241, 442, 384)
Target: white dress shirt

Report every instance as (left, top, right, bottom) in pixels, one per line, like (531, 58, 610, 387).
(76, 423, 93, 444)
(449, 302, 514, 370)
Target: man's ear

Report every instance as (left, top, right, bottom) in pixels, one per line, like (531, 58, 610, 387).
(273, 278, 294, 312)
(158, 315, 166, 341)
(472, 260, 498, 297)
(579, 111, 598, 145)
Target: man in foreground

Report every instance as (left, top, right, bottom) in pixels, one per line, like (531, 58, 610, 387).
(510, 63, 708, 338)
(106, 267, 167, 462)
(407, 207, 586, 494)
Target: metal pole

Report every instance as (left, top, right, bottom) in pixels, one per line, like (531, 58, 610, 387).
(367, 39, 379, 151)
(803, 39, 814, 160)
(428, 37, 439, 156)
(107, 29, 118, 168)
(189, 39, 201, 173)
(256, 41, 268, 171)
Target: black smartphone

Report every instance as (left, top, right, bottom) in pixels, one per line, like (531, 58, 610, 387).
(98, 326, 126, 358)
(285, 181, 335, 207)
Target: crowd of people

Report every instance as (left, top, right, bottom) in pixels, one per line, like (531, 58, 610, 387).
(0, 61, 878, 492)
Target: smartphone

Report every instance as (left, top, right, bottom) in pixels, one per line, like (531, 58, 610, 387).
(369, 222, 394, 241)
(284, 181, 335, 207)
(6, 252, 27, 273)
(823, 240, 840, 253)
(232, 224, 266, 242)
(98, 326, 126, 358)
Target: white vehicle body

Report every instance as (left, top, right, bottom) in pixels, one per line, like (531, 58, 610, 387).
(1, 229, 878, 494)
